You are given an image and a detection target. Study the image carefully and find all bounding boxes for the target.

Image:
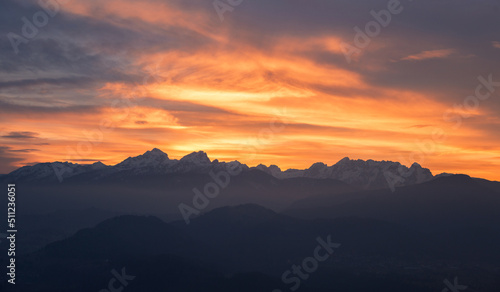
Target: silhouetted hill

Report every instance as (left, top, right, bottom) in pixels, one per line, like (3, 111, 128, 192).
(7, 203, 500, 291)
(12, 253, 288, 292)
(8, 208, 119, 255)
(7, 212, 306, 291)
(474, 177, 500, 193)
(286, 175, 500, 229)
(177, 204, 438, 275)
(285, 174, 500, 267)
(41, 215, 201, 260)
(10, 168, 357, 218)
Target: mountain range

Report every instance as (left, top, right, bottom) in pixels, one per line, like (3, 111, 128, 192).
(1, 148, 434, 190)
(1, 149, 499, 291)
(2, 148, 489, 220)
(5, 199, 500, 291)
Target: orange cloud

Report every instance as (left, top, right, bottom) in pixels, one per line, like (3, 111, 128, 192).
(1, 1, 499, 183)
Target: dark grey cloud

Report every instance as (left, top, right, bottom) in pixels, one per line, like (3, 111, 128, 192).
(1, 0, 499, 120)
(0, 146, 24, 174)
(1, 131, 39, 139)
(0, 98, 100, 114)
(141, 98, 240, 115)
(7, 148, 40, 153)
(0, 1, 192, 100)
(0, 77, 95, 89)
(0, 0, 221, 116)
(217, 0, 500, 106)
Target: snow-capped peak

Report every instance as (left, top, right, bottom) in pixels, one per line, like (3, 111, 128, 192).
(410, 162, 422, 168)
(115, 148, 171, 170)
(252, 157, 434, 189)
(255, 164, 282, 177)
(1, 149, 434, 190)
(92, 161, 107, 169)
(144, 148, 169, 158)
(179, 151, 211, 165)
(337, 157, 351, 164)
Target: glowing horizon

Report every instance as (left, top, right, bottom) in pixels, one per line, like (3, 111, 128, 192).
(1, 0, 499, 181)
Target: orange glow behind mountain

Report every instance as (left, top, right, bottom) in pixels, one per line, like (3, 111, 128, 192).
(0, 0, 499, 181)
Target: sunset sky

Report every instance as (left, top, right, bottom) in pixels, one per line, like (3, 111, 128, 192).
(1, 0, 500, 180)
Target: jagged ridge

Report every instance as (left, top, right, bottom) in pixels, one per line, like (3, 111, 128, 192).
(3, 149, 434, 189)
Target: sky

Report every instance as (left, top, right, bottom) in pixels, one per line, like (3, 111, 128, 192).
(0, 0, 499, 180)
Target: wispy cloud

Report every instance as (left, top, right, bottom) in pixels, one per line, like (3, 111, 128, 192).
(8, 149, 40, 153)
(1, 132, 39, 139)
(401, 49, 456, 61)
(0, 146, 25, 173)
(0, 0, 499, 180)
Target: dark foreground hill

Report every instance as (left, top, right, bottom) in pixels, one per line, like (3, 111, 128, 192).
(3, 201, 500, 291)
(286, 175, 500, 231)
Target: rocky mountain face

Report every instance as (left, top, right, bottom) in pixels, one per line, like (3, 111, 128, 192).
(255, 157, 433, 189)
(2, 149, 433, 189)
(3, 149, 245, 182)
(6, 160, 108, 183)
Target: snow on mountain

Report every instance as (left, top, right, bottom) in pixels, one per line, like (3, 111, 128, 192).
(1, 149, 434, 189)
(115, 148, 172, 173)
(328, 158, 433, 189)
(254, 157, 434, 189)
(6, 162, 67, 182)
(254, 164, 282, 177)
(91, 161, 108, 169)
(112, 149, 219, 175)
(434, 172, 456, 179)
(165, 151, 210, 173)
(179, 151, 211, 165)
(6, 161, 109, 182)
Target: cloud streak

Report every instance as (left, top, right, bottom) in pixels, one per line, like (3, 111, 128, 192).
(0, 0, 499, 180)
(401, 49, 456, 61)
(1, 132, 39, 139)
